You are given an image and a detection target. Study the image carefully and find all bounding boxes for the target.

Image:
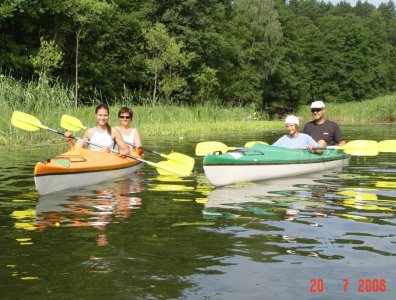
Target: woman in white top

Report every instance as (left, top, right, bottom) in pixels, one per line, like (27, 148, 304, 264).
(65, 103, 129, 155)
(115, 106, 142, 152)
(273, 115, 323, 154)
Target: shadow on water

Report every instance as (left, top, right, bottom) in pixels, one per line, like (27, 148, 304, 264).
(0, 126, 395, 299)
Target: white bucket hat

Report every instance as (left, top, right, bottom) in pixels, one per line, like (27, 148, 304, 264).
(285, 115, 299, 125)
(311, 100, 325, 109)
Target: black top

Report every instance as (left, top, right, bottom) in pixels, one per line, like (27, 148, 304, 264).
(303, 120, 344, 146)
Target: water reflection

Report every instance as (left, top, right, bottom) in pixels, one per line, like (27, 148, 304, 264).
(1, 130, 396, 299)
(202, 168, 396, 263)
(148, 174, 213, 204)
(34, 173, 145, 246)
(204, 174, 333, 221)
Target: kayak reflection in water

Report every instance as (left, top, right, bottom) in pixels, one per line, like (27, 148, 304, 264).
(35, 176, 144, 246)
(64, 103, 129, 155)
(272, 115, 323, 155)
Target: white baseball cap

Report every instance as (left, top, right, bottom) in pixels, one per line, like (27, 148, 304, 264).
(285, 115, 299, 125)
(311, 100, 325, 109)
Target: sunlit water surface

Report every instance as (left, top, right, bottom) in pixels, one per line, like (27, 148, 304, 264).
(0, 125, 395, 299)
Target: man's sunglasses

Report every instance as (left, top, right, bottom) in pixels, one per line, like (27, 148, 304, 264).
(119, 115, 131, 119)
(311, 108, 323, 113)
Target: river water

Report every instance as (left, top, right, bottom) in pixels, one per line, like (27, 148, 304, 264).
(0, 125, 395, 299)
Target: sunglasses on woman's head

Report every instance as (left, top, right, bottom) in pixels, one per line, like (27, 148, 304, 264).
(311, 108, 323, 113)
(119, 115, 131, 119)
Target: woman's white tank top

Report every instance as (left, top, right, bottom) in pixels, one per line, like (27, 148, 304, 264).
(121, 128, 136, 145)
(114, 127, 136, 151)
(88, 127, 114, 151)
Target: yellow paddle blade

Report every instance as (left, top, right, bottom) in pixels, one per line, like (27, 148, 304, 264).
(378, 140, 396, 153)
(11, 111, 47, 131)
(161, 152, 195, 172)
(195, 141, 236, 156)
(324, 140, 379, 156)
(376, 181, 396, 188)
(151, 160, 191, 176)
(343, 149, 379, 156)
(338, 140, 378, 150)
(244, 141, 268, 147)
(335, 140, 378, 156)
(60, 114, 87, 132)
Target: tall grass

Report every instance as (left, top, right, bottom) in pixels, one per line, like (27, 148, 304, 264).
(56, 104, 281, 138)
(0, 75, 73, 144)
(297, 94, 396, 123)
(1, 74, 395, 145)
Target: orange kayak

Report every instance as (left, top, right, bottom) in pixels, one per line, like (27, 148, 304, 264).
(34, 147, 143, 195)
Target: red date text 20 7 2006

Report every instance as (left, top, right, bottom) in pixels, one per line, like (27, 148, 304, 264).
(309, 278, 387, 293)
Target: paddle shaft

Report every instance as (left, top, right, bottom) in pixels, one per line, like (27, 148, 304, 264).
(74, 136, 188, 175)
(65, 132, 166, 166)
(312, 146, 341, 150)
(314, 145, 377, 151)
(125, 142, 160, 156)
(46, 127, 149, 163)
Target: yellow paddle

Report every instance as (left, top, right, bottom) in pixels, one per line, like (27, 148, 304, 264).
(195, 141, 268, 156)
(378, 140, 396, 153)
(196, 140, 380, 157)
(244, 141, 268, 148)
(319, 140, 379, 156)
(60, 114, 195, 172)
(11, 111, 190, 176)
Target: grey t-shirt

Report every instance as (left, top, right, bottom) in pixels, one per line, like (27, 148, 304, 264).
(303, 120, 344, 146)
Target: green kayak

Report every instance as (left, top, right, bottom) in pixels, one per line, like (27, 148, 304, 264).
(203, 143, 350, 187)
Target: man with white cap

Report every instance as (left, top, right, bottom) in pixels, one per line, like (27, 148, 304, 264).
(303, 100, 346, 147)
(273, 115, 323, 154)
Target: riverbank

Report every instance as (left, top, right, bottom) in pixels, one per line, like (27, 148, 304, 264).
(296, 94, 396, 123)
(1, 76, 395, 145)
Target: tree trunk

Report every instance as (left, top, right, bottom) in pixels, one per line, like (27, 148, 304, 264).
(153, 64, 158, 106)
(75, 28, 81, 107)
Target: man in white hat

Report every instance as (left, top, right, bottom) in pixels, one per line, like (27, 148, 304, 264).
(303, 100, 346, 147)
(273, 115, 323, 154)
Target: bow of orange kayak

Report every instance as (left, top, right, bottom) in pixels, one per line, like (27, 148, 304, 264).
(34, 147, 143, 195)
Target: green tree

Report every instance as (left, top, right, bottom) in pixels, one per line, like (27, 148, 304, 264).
(318, 14, 387, 101)
(229, 0, 283, 106)
(262, 1, 315, 109)
(0, 0, 18, 21)
(149, 0, 234, 104)
(30, 37, 63, 79)
(192, 66, 219, 104)
(63, 0, 115, 106)
(378, 1, 396, 91)
(144, 23, 194, 105)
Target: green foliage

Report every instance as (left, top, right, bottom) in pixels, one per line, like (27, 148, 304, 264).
(1, 74, 396, 145)
(144, 22, 194, 104)
(0, 1, 18, 21)
(30, 37, 63, 78)
(263, 0, 396, 108)
(192, 66, 219, 104)
(227, 0, 283, 105)
(0, 0, 395, 111)
(297, 93, 396, 123)
(64, 0, 115, 27)
(0, 75, 74, 143)
(0, 75, 73, 112)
